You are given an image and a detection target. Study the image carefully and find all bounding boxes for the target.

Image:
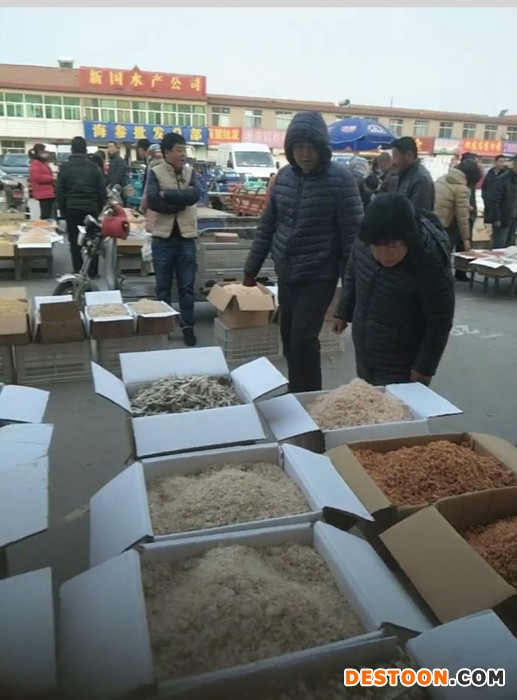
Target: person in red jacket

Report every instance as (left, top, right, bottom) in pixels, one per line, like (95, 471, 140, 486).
(29, 143, 56, 219)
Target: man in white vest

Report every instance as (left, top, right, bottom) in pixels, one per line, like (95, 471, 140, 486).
(146, 133, 202, 347)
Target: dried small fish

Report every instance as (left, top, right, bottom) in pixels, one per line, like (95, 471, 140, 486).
(129, 299, 169, 315)
(131, 375, 240, 417)
(88, 303, 130, 318)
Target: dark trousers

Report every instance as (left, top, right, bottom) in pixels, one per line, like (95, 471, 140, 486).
(152, 236, 197, 328)
(65, 211, 97, 275)
(278, 279, 337, 393)
(39, 198, 55, 220)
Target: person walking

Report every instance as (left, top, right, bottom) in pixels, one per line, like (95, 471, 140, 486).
(146, 133, 202, 347)
(107, 141, 128, 203)
(333, 193, 455, 387)
(56, 136, 106, 275)
(242, 111, 363, 393)
(486, 155, 517, 248)
(392, 137, 435, 211)
(29, 144, 56, 220)
(377, 151, 398, 193)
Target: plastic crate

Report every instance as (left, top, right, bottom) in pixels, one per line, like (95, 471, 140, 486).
(214, 317, 280, 363)
(95, 334, 170, 377)
(319, 320, 344, 355)
(0, 346, 15, 384)
(14, 341, 92, 385)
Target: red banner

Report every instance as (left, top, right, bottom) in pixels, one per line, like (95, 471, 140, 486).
(460, 139, 503, 157)
(242, 128, 286, 149)
(79, 67, 206, 100)
(414, 137, 435, 154)
(208, 127, 242, 145)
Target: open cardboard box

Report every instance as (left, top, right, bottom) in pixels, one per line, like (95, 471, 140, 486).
(258, 382, 462, 451)
(59, 521, 433, 699)
(89, 442, 374, 567)
(0, 423, 53, 471)
(0, 385, 50, 426)
(91, 346, 288, 459)
(0, 287, 31, 346)
(0, 567, 56, 697)
(84, 290, 134, 340)
(324, 432, 517, 521)
(380, 486, 517, 630)
(126, 300, 179, 336)
(208, 282, 276, 329)
(33, 295, 85, 344)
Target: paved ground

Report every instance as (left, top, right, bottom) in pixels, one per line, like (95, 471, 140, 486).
(4, 218, 517, 610)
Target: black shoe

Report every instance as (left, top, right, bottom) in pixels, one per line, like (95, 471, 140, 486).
(182, 327, 197, 347)
(454, 271, 468, 282)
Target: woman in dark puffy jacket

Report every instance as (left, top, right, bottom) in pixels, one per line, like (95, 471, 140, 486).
(29, 143, 56, 219)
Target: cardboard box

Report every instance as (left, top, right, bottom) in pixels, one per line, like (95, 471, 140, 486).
(84, 290, 134, 340)
(91, 346, 288, 458)
(325, 432, 517, 520)
(33, 295, 84, 344)
(59, 522, 432, 699)
(208, 282, 276, 329)
(0, 241, 15, 257)
(0, 423, 53, 470)
(258, 382, 462, 451)
(380, 487, 517, 628)
(0, 385, 49, 426)
(89, 442, 374, 566)
(0, 568, 56, 696)
(127, 300, 179, 336)
(0, 287, 31, 346)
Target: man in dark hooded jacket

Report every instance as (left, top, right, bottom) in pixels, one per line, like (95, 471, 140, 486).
(243, 111, 363, 393)
(333, 193, 455, 387)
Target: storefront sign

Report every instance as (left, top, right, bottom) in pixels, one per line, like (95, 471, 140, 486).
(79, 67, 206, 100)
(503, 141, 517, 157)
(208, 127, 242, 145)
(414, 137, 435, 154)
(434, 138, 460, 155)
(242, 128, 286, 149)
(83, 121, 209, 145)
(460, 139, 502, 157)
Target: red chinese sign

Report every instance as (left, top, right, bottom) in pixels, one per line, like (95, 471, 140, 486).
(208, 127, 242, 145)
(242, 128, 286, 149)
(414, 137, 435, 154)
(460, 139, 503, 157)
(79, 67, 206, 100)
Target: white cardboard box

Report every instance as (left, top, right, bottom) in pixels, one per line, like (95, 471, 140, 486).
(91, 347, 288, 458)
(0, 423, 53, 472)
(258, 383, 462, 449)
(59, 522, 432, 699)
(89, 443, 374, 566)
(0, 384, 50, 426)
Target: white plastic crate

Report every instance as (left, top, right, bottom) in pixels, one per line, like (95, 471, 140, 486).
(14, 341, 92, 385)
(214, 317, 280, 362)
(95, 334, 170, 377)
(0, 345, 15, 384)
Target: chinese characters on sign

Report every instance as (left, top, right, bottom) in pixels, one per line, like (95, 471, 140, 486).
(461, 139, 503, 157)
(79, 67, 207, 100)
(208, 127, 242, 144)
(83, 122, 209, 145)
(242, 128, 286, 149)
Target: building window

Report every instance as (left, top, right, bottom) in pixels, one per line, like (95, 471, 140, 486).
(389, 118, 404, 137)
(462, 123, 476, 138)
(211, 107, 231, 127)
(275, 111, 293, 129)
(484, 124, 498, 140)
(63, 97, 81, 120)
(24, 94, 44, 119)
(132, 101, 147, 123)
(83, 98, 100, 121)
(507, 126, 517, 141)
(5, 93, 24, 118)
(244, 109, 262, 129)
(116, 100, 131, 123)
(439, 121, 454, 139)
(191, 105, 206, 128)
(43, 95, 63, 120)
(1, 140, 26, 154)
(99, 99, 116, 123)
(147, 102, 162, 124)
(161, 103, 176, 126)
(414, 119, 429, 137)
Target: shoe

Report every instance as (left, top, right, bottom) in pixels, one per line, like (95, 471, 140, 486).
(182, 327, 197, 347)
(454, 271, 468, 282)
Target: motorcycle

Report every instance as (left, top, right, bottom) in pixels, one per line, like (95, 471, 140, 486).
(53, 186, 130, 300)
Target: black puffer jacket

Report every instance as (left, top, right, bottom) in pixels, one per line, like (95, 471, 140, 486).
(336, 213, 454, 384)
(107, 153, 128, 189)
(485, 169, 517, 227)
(56, 154, 106, 216)
(396, 162, 435, 212)
(244, 112, 363, 284)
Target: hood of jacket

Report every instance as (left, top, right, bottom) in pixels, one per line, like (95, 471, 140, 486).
(445, 167, 467, 187)
(284, 112, 332, 172)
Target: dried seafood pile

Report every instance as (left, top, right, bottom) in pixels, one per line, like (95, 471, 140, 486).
(128, 299, 170, 314)
(308, 379, 412, 431)
(465, 516, 517, 589)
(87, 303, 130, 318)
(0, 232, 18, 243)
(222, 283, 265, 295)
(130, 374, 240, 417)
(0, 299, 28, 315)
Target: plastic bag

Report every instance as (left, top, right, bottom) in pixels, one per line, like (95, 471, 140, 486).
(142, 233, 153, 263)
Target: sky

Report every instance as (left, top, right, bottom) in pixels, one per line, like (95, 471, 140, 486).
(0, 7, 516, 116)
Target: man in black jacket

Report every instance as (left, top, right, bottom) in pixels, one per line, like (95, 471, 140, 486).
(333, 193, 455, 387)
(482, 155, 507, 217)
(485, 156, 517, 248)
(393, 137, 435, 211)
(243, 111, 363, 393)
(107, 141, 128, 204)
(56, 136, 106, 274)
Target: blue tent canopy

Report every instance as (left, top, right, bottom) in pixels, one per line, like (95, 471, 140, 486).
(328, 117, 396, 152)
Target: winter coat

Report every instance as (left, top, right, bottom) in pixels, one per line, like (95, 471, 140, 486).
(485, 169, 517, 227)
(336, 212, 454, 384)
(56, 154, 107, 217)
(379, 166, 399, 194)
(29, 159, 55, 201)
(146, 163, 201, 239)
(434, 168, 471, 243)
(244, 111, 364, 285)
(396, 162, 435, 212)
(481, 166, 507, 211)
(107, 153, 128, 189)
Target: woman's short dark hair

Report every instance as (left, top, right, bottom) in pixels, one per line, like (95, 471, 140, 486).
(359, 192, 418, 246)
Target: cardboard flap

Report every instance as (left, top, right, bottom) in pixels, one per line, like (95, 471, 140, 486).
(435, 487, 517, 535)
(231, 357, 288, 403)
(132, 404, 266, 459)
(38, 297, 81, 322)
(258, 394, 319, 441)
(314, 523, 432, 634)
(235, 286, 275, 312)
(470, 432, 517, 468)
(0, 568, 56, 694)
(380, 507, 515, 624)
(84, 290, 123, 305)
(0, 385, 50, 424)
(59, 550, 154, 699)
(0, 422, 53, 447)
(0, 442, 51, 471)
(207, 284, 233, 312)
(91, 362, 132, 413)
(90, 463, 153, 567)
(407, 611, 517, 699)
(386, 383, 462, 418)
(0, 457, 49, 548)
(282, 444, 373, 521)
(325, 445, 392, 515)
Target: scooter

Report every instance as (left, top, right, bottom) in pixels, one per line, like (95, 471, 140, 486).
(53, 186, 130, 301)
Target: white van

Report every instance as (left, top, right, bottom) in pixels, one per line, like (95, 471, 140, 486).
(217, 142, 277, 181)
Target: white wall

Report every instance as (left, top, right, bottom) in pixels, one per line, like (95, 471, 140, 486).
(0, 118, 83, 144)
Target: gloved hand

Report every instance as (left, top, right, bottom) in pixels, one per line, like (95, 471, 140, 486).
(242, 272, 257, 287)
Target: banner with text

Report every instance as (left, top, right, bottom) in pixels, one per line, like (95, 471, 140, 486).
(460, 139, 503, 157)
(80, 67, 206, 100)
(83, 122, 209, 145)
(208, 127, 242, 145)
(242, 128, 286, 149)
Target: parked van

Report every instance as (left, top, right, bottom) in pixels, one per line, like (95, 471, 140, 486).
(216, 143, 277, 181)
